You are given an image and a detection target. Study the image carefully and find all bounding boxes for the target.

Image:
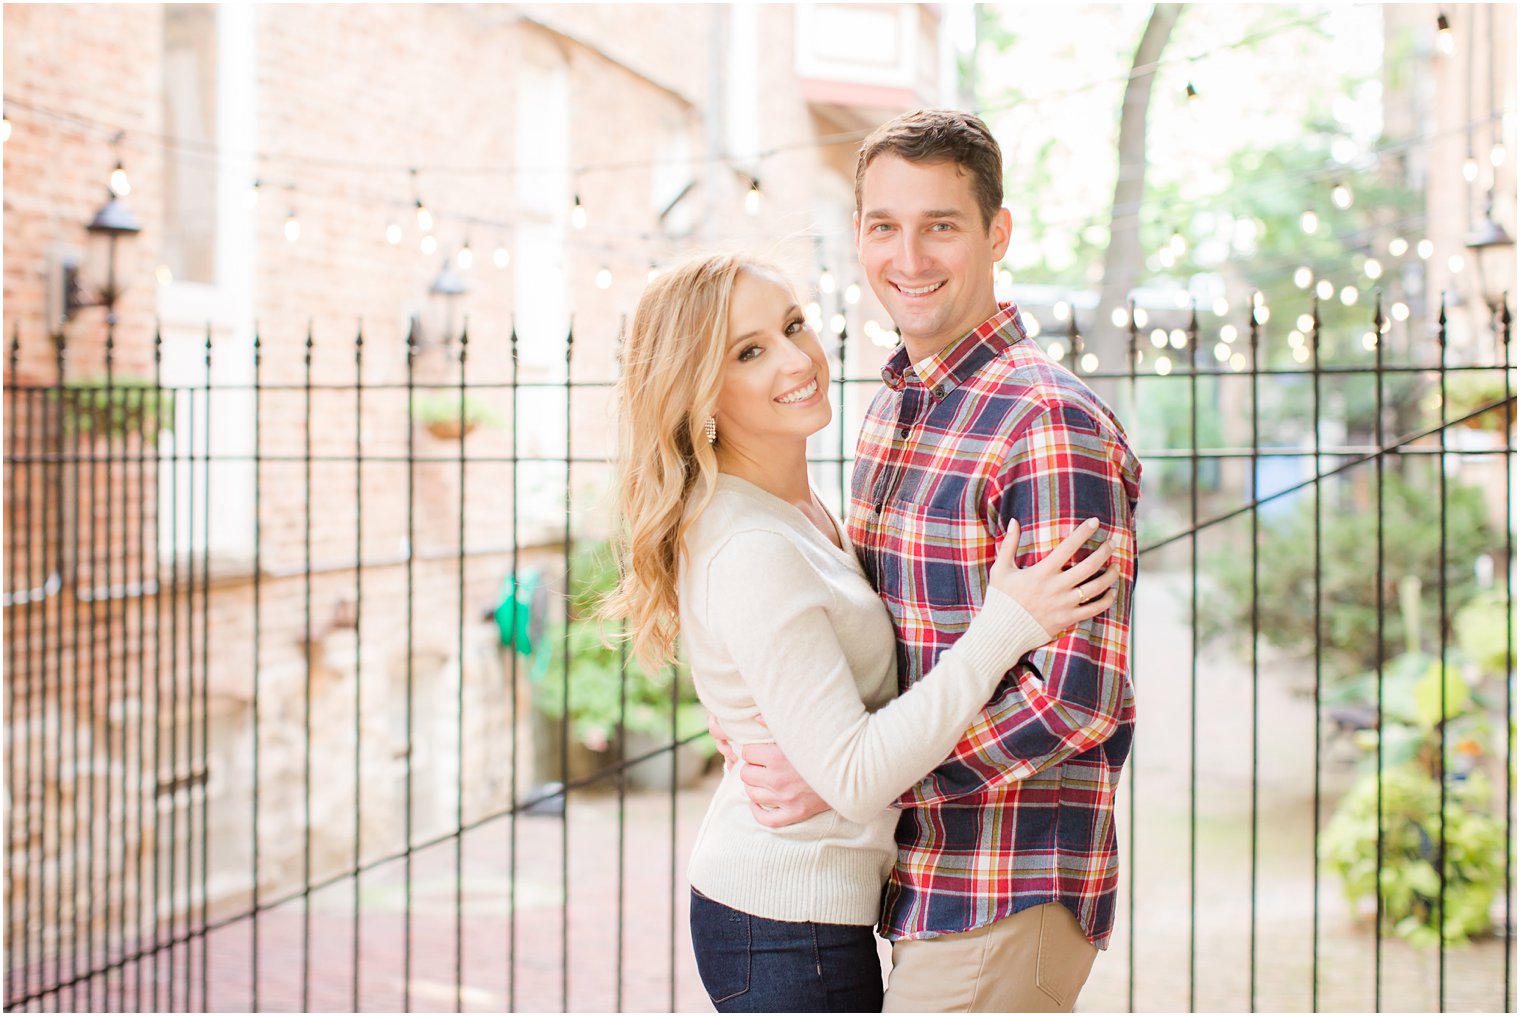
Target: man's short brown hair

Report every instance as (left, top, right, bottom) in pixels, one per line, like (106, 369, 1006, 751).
(854, 109, 1004, 230)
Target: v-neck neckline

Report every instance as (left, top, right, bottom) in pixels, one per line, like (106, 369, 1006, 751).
(715, 473, 856, 565)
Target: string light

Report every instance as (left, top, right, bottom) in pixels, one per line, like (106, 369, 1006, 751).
(1388, 237, 1408, 256)
(1363, 258, 1382, 280)
(830, 312, 847, 334)
(818, 267, 836, 294)
(1294, 266, 1313, 288)
(456, 240, 473, 271)
(1253, 305, 1270, 324)
(1288, 330, 1305, 349)
(1169, 328, 1187, 349)
(1436, 12, 1454, 56)
(646, 262, 659, 283)
(1111, 307, 1130, 328)
(247, 178, 262, 210)
(1220, 324, 1238, 343)
(385, 222, 403, 245)
(155, 264, 174, 286)
(1492, 143, 1507, 167)
(1339, 285, 1358, 306)
(1080, 353, 1099, 373)
(494, 243, 511, 269)
(1214, 342, 1230, 362)
(1391, 301, 1410, 321)
(844, 284, 861, 305)
(1292, 345, 1310, 363)
(1315, 279, 1334, 300)
(1168, 231, 1187, 256)
(1024, 316, 1042, 338)
(1447, 253, 1465, 273)
(415, 198, 433, 233)
(110, 160, 131, 197)
(1185, 81, 1199, 102)
(1053, 301, 1072, 322)
(420, 234, 437, 256)
(1047, 342, 1066, 361)
(1155, 356, 1173, 376)
(596, 265, 613, 289)
(1229, 352, 1247, 371)
(1463, 157, 1479, 182)
(571, 193, 587, 231)
(1150, 328, 1168, 349)
(1297, 313, 1315, 332)
(1209, 299, 1227, 318)
(1300, 210, 1319, 234)
(1331, 182, 1353, 209)
(1362, 331, 1378, 350)
(1132, 308, 1149, 328)
(745, 176, 762, 216)
(0, 117, 10, 144)
(1416, 238, 1434, 259)
(1158, 247, 1177, 268)
(284, 208, 301, 242)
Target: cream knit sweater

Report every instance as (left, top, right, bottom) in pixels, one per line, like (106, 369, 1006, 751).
(678, 474, 1049, 926)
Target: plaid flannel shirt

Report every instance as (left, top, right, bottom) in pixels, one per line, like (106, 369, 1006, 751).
(846, 304, 1141, 947)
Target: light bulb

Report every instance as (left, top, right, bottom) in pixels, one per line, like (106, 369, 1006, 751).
(1437, 13, 1454, 56)
(284, 212, 301, 242)
(646, 263, 660, 283)
(247, 180, 261, 210)
(1133, 308, 1149, 328)
(1294, 267, 1313, 289)
(1492, 143, 1507, 167)
(1297, 314, 1315, 332)
(1158, 247, 1176, 269)
(1150, 329, 1167, 349)
(1463, 157, 1479, 183)
(1301, 210, 1319, 234)
(1447, 254, 1465, 274)
(1111, 308, 1129, 328)
(457, 245, 473, 271)
(1169, 328, 1187, 349)
(110, 163, 131, 197)
(385, 222, 403, 245)
(1214, 342, 1230, 363)
(416, 201, 433, 233)
(844, 284, 861, 305)
(1388, 237, 1408, 257)
(1054, 301, 1071, 322)
(1210, 299, 1227, 318)
(155, 264, 174, 286)
(819, 268, 836, 294)
(745, 179, 761, 216)
(1155, 356, 1173, 376)
(1292, 345, 1310, 363)
(421, 234, 438, 256)
(596, 267, 613, 290)
(1391, 301, 1410, 321)
(1316, 279, 1335, 300)
(1288, 330, 1305, 349)
(1229, 353, 1247, 371)
(1080, 353, 1099, 373)
(494, 245, 511, 269)
(1363, 258, 1383, 280)
(1331, 183, 1353, 209)
(1416, 239, 1434, 260)
(830, 313, 847, 334)
(1340, 285, 1358, 306)
(571, 195, 587, 231)
(1220, 324, 1238, 343)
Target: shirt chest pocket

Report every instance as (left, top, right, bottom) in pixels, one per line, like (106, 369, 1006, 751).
(875, 491, 990, 622)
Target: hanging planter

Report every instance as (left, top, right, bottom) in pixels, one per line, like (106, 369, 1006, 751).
(410, 390, 503, 439)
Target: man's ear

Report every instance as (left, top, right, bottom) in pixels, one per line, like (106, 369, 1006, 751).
(989, 207, 1012, 262)
(853, 210, 863, 254)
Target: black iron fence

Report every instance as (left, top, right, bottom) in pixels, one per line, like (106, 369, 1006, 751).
(3, 290, 1515, 1012)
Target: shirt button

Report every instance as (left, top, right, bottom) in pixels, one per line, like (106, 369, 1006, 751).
(874, 502, 883, 515)
(898, 426, 910, 438)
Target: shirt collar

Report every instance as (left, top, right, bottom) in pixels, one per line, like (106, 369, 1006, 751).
(878, 303, 1028, 399)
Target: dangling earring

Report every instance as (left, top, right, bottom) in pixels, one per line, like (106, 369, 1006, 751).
(704, 416, 717, 445)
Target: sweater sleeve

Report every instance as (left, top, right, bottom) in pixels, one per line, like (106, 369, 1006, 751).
(702, 529, 1050, 825)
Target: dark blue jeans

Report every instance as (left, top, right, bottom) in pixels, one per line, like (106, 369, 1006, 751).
(689, 888, 884, 1013)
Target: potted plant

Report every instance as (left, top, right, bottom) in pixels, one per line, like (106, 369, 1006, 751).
(1443, 371, 1514, 432)
(409, 390, 503, 440)
(533, 540, 714, 790)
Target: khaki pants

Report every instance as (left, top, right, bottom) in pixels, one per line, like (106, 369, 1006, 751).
(882, 903, 1098, 1013)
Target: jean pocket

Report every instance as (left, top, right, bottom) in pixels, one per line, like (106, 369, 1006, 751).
(690, 889, 751, 1005)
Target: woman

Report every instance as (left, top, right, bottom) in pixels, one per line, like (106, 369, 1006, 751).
(605, 253, 1117, 1012)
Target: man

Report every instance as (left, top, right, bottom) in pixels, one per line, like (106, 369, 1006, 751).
(719, 109, 1141, 1012)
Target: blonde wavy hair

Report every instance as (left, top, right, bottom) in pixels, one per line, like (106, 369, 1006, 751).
(602, 252, 787, 671)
